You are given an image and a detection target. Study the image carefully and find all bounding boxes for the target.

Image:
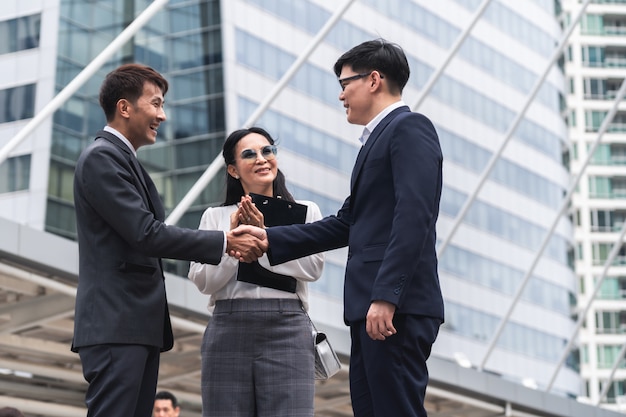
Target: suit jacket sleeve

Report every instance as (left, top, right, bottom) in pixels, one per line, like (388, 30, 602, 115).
(76, 141, 224, 265)
(258, 200, 324, 280)
(266, 196, 352, 265)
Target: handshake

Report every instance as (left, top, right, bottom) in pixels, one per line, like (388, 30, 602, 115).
(225, 225, 268, 262)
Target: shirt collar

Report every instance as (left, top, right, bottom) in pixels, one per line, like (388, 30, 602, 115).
(103, 125, 137, 157)
(359, 100, 406, 146)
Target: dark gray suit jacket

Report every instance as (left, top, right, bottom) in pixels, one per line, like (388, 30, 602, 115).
(72, 130, 223, 352)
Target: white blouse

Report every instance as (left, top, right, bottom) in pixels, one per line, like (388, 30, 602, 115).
(188, 200, 324, 312)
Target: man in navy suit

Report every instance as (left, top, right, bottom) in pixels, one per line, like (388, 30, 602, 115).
(236, 39, 444, 417)
(72, 64, 265, 417)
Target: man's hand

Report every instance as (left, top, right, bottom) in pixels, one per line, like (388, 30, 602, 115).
(226, 225, 268, 262)
(366, 300, 397, 341)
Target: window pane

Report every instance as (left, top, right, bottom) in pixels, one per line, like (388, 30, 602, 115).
(0, 154, 31, 193)
(0, 84, 36, 123)
(0, 14, 40, 54)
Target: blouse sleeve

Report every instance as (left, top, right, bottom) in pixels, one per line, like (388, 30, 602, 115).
(188, 207, 239, 294)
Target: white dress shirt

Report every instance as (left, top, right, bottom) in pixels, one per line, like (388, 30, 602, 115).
(188, 200, 324, 312)
(360, 100, 406, 145)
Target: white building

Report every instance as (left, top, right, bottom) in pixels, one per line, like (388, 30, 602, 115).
(564, 0, 626, 410)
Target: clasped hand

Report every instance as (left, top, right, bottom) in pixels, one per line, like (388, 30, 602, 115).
(225, 196, 269, 262)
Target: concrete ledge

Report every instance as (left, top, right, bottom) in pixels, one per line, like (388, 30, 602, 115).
(428, 355, 623, 417)
(0, 216, 78, 281)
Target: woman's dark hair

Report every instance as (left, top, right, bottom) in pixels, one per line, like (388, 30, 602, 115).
(222, 126, 295, 206)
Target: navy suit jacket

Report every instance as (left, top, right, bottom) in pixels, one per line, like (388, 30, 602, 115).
(72, 130, 224, 352)
(267, 106, 444, 324)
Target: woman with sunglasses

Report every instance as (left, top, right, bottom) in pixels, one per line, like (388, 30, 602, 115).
(188, 127, 324, 417)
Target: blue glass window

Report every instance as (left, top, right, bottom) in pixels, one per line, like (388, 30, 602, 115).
(430, 74, 563, 160)
(441, 187, 571, 263)
(439, 128, 564, 209)
(444, 301, 572, 365)
(440, 244, 572, 314)
(0, 84, 36, 124)
(0, 154, 31, 193)
(451, 0, 555, 57)
(0, 14, 41, 54)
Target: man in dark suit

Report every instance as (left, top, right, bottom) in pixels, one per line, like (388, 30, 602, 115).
(72, 64, 264, 417)
(236, 39, 444, 417)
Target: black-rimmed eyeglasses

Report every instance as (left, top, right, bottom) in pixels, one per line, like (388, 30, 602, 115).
(338, 71, 384, 91)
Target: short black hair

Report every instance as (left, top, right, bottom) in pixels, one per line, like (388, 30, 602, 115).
(155, 390, 178, 408)
(333, 38, 410, 95)
(99, 63, 169, 122)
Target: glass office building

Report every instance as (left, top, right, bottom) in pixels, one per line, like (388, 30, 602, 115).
(48, 0, 226, 243)
(0, 0, 587, 411)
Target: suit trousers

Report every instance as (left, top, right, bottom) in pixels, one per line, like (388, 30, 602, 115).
(201, 298, 315, 417)
(79, 343, 160, 417)
(349, 315, 441, 417)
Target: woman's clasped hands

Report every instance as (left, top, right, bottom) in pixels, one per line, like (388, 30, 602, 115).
(228, 196, 268, 261)
(230, 195, 265, 230)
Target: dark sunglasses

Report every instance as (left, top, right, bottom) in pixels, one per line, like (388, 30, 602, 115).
(240, 145, 277, 162)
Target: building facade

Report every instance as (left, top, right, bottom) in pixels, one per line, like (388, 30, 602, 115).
(0, 0, 587, 410)
(564, 0, 626, 410)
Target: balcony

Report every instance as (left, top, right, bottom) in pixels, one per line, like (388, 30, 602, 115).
(583, 56, 626, 68)
(605, 54, 626, 67)
(585, 110, 626, 132)
(608, 122, 626, 132)
(589, 190, 626, 199)
(584, 76, 624, 101)
(594, 326, 626, 334)
(582, 13, 626, 36)
(591, 209, 626, 231)
(591, 241, 626, 266)
(597, 288, 626, 300)
(583, 44, 626, 68)
(605, 25, 626, 35)
(591, 155, 626, 165)
(584, 25, 626, 36)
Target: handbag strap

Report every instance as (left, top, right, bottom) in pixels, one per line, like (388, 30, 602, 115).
(296, 294, 318, 332)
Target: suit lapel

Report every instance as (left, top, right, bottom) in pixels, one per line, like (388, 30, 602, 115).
(136, 162, 165, 221)
(95, 130, 165, 221)
(350, 106, 409, 191)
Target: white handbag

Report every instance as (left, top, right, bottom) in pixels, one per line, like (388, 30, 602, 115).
(297, 296, 342, 380)
(313, 329, 342, 380)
